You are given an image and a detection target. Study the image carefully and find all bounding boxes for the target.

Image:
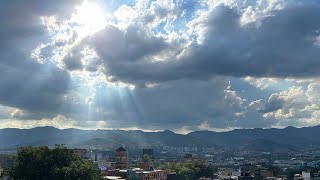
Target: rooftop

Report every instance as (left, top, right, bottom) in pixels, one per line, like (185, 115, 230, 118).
(116, 147, 126, 152)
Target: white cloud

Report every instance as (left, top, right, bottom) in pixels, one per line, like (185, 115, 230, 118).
(198, 121, 239, 132)
(260, 82, 320, 127)
(0, 115, 76, 129)
(244, 77, 278, 90)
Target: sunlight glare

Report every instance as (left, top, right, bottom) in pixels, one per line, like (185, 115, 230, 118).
(73, 1, 106, 37)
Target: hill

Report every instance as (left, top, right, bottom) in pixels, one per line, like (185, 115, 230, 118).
(1, 126, 320, 152)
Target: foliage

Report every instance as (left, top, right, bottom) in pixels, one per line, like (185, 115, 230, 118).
(160, 161, 217, 180)
(10, 146, 101, 180)
(143, 154, 154, 163)
(195, 164, 218, 179)
(130, 161, 140, 168)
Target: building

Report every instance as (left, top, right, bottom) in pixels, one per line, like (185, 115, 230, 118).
(184, 153, 194, 159)
(216, 168, 239, 180)
(97, 160, 116, 171)
(184, 153, 209, 167)
(302, 171, 311, 180)
(107, 168, 168, 180)
(107, 169, 128, 179)
(0, 165, 3, 177)
(276, 175, 287, 180)
(139, 162, 152, 171)
(115, 147, 128, 170)
(142, 149, 154, 159)
(294, 174, 304, 180)
(293, 171, 311, 180)
(313, 171, 320, 178)
(167, 173, 179, 180)
(238, 171, 254, 180)
(104, 176, 125, 180)
(135, 169, 168, 180)
(261, 170, 273, 178)
(199, 177, 212, 180)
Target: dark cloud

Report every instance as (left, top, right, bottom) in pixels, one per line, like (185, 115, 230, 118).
(179, 3, 320, 78)
(259, 95, 285, 113)
(0, 1, 82, 119)
(0, 1, 82, 46)
(90, 25, 168, 63)
(63, 50, 84, 71)
(86, 24, 170, 85)
(0, 50, 71, 116)
(85, 3, 320, 86)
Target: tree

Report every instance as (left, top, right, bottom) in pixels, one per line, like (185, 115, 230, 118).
(10, 146, 101, 180)
(195, 165, 217, 179)
(159, 161, 216, 180)
(143, 154, 153, 163)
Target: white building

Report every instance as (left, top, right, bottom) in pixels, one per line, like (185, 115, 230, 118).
(302, 171, 310, 180)
(293, 171, 311, 180)
(96, 160, 116, 170)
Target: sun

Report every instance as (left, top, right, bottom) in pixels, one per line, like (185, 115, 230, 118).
(72, 1, 107, 37)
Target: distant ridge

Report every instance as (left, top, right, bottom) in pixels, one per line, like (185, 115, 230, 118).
(1, 125, 320, 152)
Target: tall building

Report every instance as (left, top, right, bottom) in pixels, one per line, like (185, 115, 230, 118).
(115, 147, 128, 169)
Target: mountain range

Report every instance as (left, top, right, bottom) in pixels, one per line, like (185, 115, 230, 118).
(1, 126, 320, 152)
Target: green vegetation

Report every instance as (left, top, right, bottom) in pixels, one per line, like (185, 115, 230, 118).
(9, 146, 101, 180)
(160, 161, 217, 180)
(143, 154, 154, 163)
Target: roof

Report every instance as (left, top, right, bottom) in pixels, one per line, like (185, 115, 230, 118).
(103, 176, 125, 180)
(116, 147, 126, 152)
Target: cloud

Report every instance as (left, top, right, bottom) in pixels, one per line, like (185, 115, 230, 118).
(197, 121, 240, 132)
(180, 2, 320, 78)
(66, 1, 320, 87)
(1, 0, 320, 131)
(0, 115, 76, 129)
(87, 24, 170, 85)
(82, 78, 253, 130)
(0, 1, 83, 45)
(0, 51, 71, 116)
(258, 83, 320, 127)
(0, 1, 84, 119)
(259, 94, 285, 114)
(63, 49, 84, 71)
(262, 86, 309, 119)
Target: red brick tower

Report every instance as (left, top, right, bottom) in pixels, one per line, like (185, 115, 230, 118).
(115, 147, 128, 169)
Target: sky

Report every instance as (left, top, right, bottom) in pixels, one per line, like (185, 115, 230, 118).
(1, 0, 320, 133)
